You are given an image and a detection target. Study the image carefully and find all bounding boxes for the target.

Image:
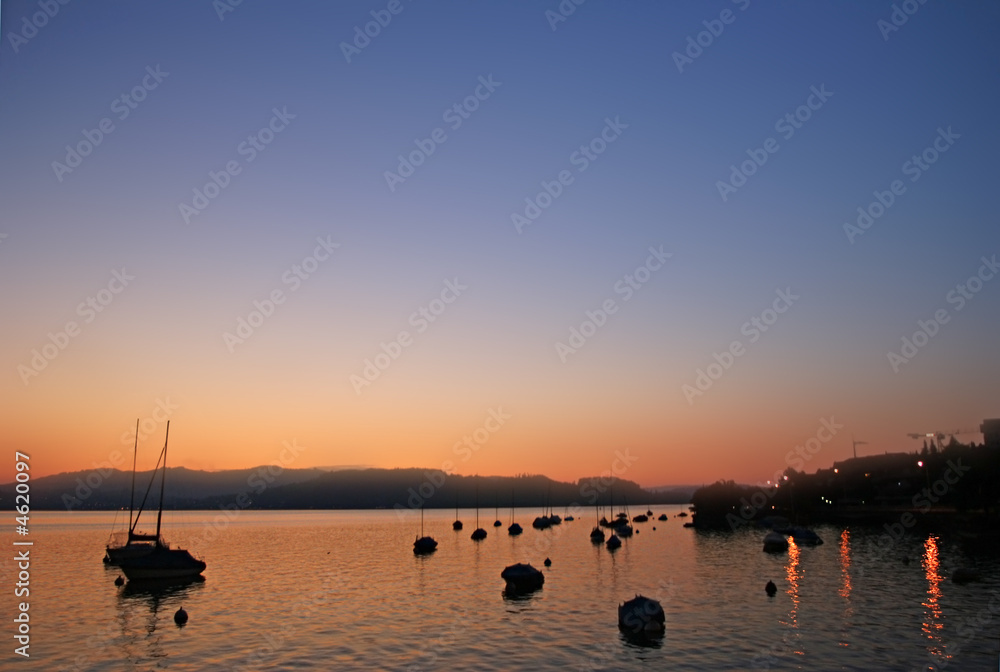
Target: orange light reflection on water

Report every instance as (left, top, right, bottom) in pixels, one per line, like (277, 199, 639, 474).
(838, 528, 852, 601)
(921, 535, 948, 663)
(782, 537, 804, 656)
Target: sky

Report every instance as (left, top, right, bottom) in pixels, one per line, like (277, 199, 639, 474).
(1, 1, 998, 487)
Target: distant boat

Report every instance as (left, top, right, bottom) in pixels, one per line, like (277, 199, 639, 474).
(614, 495, 633, 537)
(645, 509, 653, 517)
(453, 499, 463, 531)
(590, 499, 605, 542)
(471, 484, 487, 540)
(120, 422, 206, 581)
(657, 513, 668, 521)
(564, 515, 574, 522)
(632, 514, 648, 523)
(606, 533, 622, 550)
(544, 485, 561, 525)
(508, 489, 522, 535)
(763, 531, 789, 553)
(788, 527, 823, 546)
(493, 496, 502, 527)
(413, 507, 437, 555)
(532, 491, 552, 530)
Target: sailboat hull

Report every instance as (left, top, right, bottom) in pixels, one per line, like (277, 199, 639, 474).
(104, 542, 156, 565)
(120, 546, 206, 581)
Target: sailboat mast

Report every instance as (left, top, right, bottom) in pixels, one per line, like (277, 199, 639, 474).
(155, 421, 170, 540)
(128, 418, 138, 531)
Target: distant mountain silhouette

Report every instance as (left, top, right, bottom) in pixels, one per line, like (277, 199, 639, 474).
(0, 467, 693, 511)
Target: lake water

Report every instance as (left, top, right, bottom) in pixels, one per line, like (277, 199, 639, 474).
(3, 508, 999, 671)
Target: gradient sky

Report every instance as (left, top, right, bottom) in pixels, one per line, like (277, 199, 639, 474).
(2, 1, 998, 486)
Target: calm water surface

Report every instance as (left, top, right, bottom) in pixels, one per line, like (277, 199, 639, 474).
(2, 508, 998, 671)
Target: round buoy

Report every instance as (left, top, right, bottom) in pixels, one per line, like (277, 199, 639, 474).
(765, 580, 777, 596)
(174, 608, 188, 625)
(652, 527, 656, 531)
(544, 557, 552, 567)
(114, 575, 124, 587)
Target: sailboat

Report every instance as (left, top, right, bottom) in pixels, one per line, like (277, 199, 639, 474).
(590, 496, 605, 543)
(471, 483, 487, 540)
(105, 419, 158, 565)
(508, 488, 523, 536)
(119, 422, 206, 581)
(413, 506, 437, 554)
(615, 494, 634, 537)
(507, 488, 524, 537)
(452, 497, 463, 530)
(493, 494, 502, 527)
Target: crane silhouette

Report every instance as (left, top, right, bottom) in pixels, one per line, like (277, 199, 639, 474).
(851, 435, 867, 459)
(906, 429, 979, 451)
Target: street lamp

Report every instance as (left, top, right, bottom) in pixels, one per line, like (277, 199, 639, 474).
(917, 460, 930, 490)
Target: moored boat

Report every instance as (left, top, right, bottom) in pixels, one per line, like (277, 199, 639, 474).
(119, 422, 206, 581)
